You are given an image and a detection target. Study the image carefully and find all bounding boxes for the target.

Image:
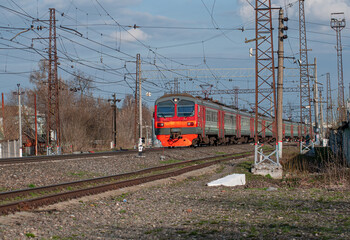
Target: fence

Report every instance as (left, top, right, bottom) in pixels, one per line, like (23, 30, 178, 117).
(329, 122, 350, 166)
(0, 140, 20, 158)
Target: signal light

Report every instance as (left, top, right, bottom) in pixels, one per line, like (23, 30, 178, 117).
(187, 122, 194, 126)
(157, 123, 164, 127)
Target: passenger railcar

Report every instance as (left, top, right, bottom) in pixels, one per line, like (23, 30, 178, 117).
(154, 93, 309, 147)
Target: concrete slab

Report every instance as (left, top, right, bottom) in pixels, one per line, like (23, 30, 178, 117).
(207, 174, 246, 187)
(251, 163, 283, 179)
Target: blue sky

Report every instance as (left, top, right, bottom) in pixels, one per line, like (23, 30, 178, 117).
(0, 0, 349, 119)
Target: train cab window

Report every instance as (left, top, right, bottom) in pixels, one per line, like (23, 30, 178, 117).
(177, 100, 195, 117)
(157, 100, 175, 117)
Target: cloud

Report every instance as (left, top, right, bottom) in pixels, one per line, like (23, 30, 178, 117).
(238, 0, 350, 23)
(111, 28, 150, 43)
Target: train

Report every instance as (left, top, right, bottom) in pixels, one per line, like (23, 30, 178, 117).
(154, 93, 310, 147)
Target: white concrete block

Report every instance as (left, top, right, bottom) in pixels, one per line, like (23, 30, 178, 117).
(207, 174, 246, 187)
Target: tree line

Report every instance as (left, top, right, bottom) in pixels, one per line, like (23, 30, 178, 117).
(1, 60, 153, 153)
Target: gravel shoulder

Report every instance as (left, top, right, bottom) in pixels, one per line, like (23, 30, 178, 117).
(1, 145, 349, 239)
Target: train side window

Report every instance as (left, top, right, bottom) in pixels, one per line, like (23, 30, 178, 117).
(157, 100, 175, 117)
(177, 100, 195, 117)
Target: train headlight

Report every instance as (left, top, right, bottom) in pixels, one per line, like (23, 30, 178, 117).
(187, 122, 194, 126)
(157, 123, 164, 127)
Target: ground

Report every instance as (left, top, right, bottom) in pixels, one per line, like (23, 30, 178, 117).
(0, 146, 350, 239)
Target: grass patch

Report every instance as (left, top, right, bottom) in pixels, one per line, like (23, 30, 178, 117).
(28, 184, 36, 188)
(215, 151, 226, 155)
(25, 232, 36, 238)
(144, 228, 163, 234)
(160, 159, 183, 164)
(112, 193, 129, 202)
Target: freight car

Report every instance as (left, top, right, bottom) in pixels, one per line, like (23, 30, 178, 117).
(154, 93, 309, 147)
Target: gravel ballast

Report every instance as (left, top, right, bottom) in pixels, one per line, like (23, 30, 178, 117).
(0, 145, 250, 191)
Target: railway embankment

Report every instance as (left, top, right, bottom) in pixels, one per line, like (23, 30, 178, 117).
(0, 144, 349, 239)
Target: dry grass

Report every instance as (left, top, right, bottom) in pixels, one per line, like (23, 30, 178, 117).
(282, 146, 350, 189)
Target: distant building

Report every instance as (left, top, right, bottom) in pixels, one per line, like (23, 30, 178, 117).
(0, 105, 46, 147)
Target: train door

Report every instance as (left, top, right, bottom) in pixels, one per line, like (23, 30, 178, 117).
(291, 125, 294, 138)
(202, 106, 206, 137)
(283, 124, 286, 138)
(221, 111, 225, 138)
(236, 114, 241, 137)
(217, 110, 221, 138)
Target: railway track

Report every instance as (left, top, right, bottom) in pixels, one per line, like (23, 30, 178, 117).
(0, 143, 255, 165)
(0, 148, 166, 165)
(0, 151, 253, 215)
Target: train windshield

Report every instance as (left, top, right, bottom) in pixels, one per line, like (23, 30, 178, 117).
(177, 100, 195, 117)
(157, 100, 175, 117)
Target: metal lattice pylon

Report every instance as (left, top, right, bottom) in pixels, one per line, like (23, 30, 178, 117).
(299, 0, 312, 138)
(254, 0, 279, 166)
(47, 8, 60, 152)
(330, 12, 346, 123)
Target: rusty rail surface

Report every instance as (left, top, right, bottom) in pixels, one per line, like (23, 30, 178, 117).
(0, 151, 253, 215)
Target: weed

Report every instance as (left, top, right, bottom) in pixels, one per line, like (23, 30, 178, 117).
(119, 210, 126, 214)
(28, 184, 36, 188)
(265, 174, 272, 179)
(210, 220, 220, 224)
(197, 220, 208, 225)
(215, 152, 226, 155)
(160, 159, 182, 164)
(188, 230, 198, 236)
(215, 166, 225, 174)
(25, 232, 36, 238)
(144, 228, 162, 234)
(113, 193, 129, 202)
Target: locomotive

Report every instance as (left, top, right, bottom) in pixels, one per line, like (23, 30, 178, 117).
(154, 93, 309, 147)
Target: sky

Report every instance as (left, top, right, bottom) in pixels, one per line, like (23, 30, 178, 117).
(0, 0, 349, 120)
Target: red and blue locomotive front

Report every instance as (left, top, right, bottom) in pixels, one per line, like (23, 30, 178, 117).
(154, 94, 200, 147)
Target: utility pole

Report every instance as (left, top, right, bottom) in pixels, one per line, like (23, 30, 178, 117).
(2, 93, 5, 139)
(330, 12, 346, 123)
(47, 8, 60, 154)
(174, 78, 179, 94)
(326, 73, 333, 129)
(108, 94, 121, 149)
(277, 8, 288, 158)
(319, 86, 324, 139)
(234, 87, 239, 108)
(136, 53, 144, 156)
(134, 55, 139, 147)
(14, 84, 24, 157)
(34, 94, 38, 156)
(313, 58, 319, 142)
(299, 0, 313, 139)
